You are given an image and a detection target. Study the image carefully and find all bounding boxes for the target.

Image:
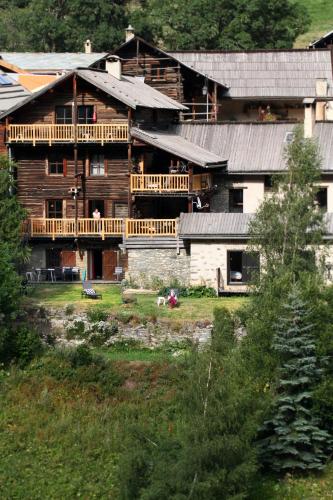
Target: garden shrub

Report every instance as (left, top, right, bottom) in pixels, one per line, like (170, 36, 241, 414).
(86, 308, 109, 323)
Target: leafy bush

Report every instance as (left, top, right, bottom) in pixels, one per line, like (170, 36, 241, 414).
(64, 304, 75, 316)
(65, 319, 86, 340)
(0, 324, 43, 367)
(158, 284, 216, 298)
(86, 308, 109, 323)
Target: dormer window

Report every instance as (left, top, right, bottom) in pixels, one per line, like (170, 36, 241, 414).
(284, 131, 294, 144)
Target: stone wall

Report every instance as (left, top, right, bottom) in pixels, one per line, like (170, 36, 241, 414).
(190, 240, 249, 291)
(126, 248, 190, 287)
(30, 246, 46, 269)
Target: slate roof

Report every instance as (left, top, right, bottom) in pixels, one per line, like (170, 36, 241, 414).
(314, 122, 333, 171)
(0, 52, 107, 71)
(77, 70, 187, 110)
(179, 212, 333, 239)
(168, 49, 333, 98)
(0, 72, 30, 113)
(178, 213, 253, 238)
(131, 127, 226, 167)
(174, 122, 296, 173)
(0, 69, 187, 118)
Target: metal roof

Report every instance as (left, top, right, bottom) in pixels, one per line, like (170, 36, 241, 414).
(168, 50, 333, 98)
(131, 127, 226, 167)
(77, 69, 187, 110)
(314, 122, 333, 171)
(0, 72, 30, 113)
(0, 69, 187, 119)
(179, 213, 253, 238)
(0, 52, 107, 71)
(174, 122, 297, 172)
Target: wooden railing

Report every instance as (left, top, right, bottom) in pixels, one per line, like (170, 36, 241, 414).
(7, 123, 128, 145)
(26, 217, 178, 239)
(77, 218, 123, 239)
(8, 125, 74, 146)
(125, 219, 177, 237)
(28, 218, 123, 240)
(77, 124, 128, 144)
(130, 174, 189, 193)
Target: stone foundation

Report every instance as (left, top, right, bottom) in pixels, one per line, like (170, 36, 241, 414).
(126, 248, 190, 287)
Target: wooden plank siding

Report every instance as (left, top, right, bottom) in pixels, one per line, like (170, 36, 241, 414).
(14, 146, 129, 218)
(11, 79, 128, 125)
(0, 123, 6, 154)
(118, 43, 184, 102)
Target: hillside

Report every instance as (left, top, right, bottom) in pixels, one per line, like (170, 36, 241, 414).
(295, 0, 333, 47)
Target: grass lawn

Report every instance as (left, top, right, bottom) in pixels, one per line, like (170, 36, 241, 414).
(294, 0, 333, 47)
(28, 284, 248, 323)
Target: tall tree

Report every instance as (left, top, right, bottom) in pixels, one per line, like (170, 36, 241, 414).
(130, 0, 310, 50)
(258, 288, 332, 472)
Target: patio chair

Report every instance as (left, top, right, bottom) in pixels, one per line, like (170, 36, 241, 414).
(81, 281, 102, 300)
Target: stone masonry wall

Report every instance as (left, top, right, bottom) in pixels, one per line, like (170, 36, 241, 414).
(126, 248, 190, 287)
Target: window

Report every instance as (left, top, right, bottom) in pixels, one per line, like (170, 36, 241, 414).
(47, 156, 64, 175)
(284, 131, 294, 144)
(89, 200, 105, 218)
(228, 251, 260, 284)
(47, 200, 63, 218)
(229, 189, 243, 213)
(78, 105, 94, 124)
(90, 155, 105, 176)
(55, 106, 72, 124)
(316, 187, 327, 211)
(264, 175, 273, 191)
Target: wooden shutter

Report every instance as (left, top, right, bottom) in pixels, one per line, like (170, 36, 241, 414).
(61, 250, 76, 267)
(102, 250, 117, 280)
(242, 252, 260, 283)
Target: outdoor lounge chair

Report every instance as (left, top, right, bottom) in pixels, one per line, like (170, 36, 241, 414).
(81, 281, 102, 299)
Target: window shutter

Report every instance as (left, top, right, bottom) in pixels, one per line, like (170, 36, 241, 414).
(242, 252, 260, 283)
(63, 158, 67, 177)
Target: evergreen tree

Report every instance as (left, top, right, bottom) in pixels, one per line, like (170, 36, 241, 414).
(258, 288, 332, 472)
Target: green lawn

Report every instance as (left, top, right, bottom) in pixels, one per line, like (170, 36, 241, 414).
(28, 284, 248, 323)
(295, 0, 333, 47)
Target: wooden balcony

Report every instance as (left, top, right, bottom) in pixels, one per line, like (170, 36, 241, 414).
(125, 219, 177, 237)
(28, 218, 123, 240)
(130, 173, 212, 193)
(7, 123, 129, 145)
(25, 218, 177, 239)
(131, 174, 189, 193)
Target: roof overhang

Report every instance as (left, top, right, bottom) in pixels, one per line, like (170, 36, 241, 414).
(131, 127, 227, 168)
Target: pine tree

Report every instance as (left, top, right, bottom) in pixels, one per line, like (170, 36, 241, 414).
(258, 288, 332, 472)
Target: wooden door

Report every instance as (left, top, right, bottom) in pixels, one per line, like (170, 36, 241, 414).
(61, 250, 76, 267)
(102, 250, 117, 280)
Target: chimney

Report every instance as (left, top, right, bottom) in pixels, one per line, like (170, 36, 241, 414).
(85, 39, 92, 54)
(125, 25, 135, 42)
(303, 98, 316, 138)
(106, 55, 121, 80)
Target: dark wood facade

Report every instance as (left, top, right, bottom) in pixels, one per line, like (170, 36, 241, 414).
(14, 145, 129, 218)
(12, 78, 128, 125)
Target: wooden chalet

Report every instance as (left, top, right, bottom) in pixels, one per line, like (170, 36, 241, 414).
(0, 60, 224, 280)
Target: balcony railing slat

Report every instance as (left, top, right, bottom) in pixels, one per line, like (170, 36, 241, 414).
(26, 218, 177, 238)
(7, 123, 128, 144)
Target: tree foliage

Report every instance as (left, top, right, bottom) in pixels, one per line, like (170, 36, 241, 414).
(258, 288, 332, 472)
(0, 0, 128, 51)
(0, 0, 309, 51)
(130, 0, 310, 50)
(0, 155, 42, 366)
(119, 308, 266, 499)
